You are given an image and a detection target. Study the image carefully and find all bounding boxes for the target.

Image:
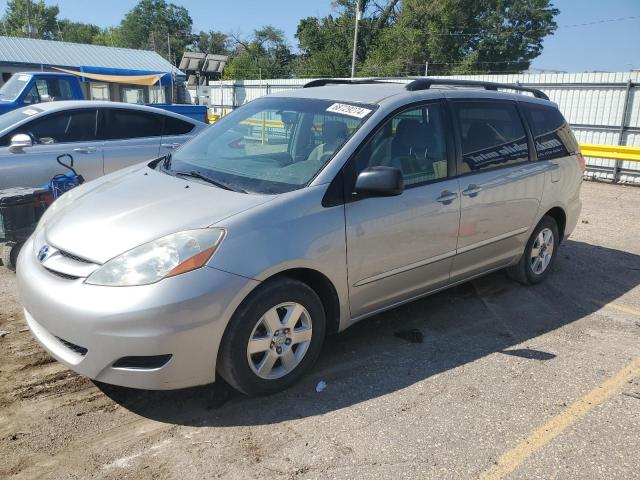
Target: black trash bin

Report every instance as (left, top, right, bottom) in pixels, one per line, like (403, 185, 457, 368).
(0, 187, 46, 270)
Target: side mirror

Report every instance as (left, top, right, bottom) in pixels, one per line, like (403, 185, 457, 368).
(355, 166, 404, 197)
(9, 133, 33, 153)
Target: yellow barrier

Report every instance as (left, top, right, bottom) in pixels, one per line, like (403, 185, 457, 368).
(579, 144, 640, 162)
(240, 118, 285, 129)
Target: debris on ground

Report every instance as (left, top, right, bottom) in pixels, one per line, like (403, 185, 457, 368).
(0, 330, 10, 338)
(394, 328, 424, 343)
(315, 381, 327, 393)
(581, 219, 590, 224)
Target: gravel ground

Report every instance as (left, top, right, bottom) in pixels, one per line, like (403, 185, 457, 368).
(0, 180, 639, 480)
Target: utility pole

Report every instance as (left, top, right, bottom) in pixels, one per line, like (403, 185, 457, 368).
(26, 0, 32, 38)
(424, 61, 429, 76)
(350, 0, 361, 79)
(167, 34, 171, 63)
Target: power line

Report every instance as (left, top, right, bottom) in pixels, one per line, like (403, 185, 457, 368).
(428, 15, 640, 37)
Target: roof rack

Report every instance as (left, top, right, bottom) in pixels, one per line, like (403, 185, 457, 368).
(404, 78, 549, 100)
(303, 78, 389, 88)
(303, 77, 550, 101)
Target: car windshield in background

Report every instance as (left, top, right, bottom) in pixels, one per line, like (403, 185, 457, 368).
(166, 97, 375, 194)
(0, 105, 42, 133)
(0, 74, 30, 101)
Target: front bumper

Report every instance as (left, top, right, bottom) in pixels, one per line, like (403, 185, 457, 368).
(17, 236, 259, 390)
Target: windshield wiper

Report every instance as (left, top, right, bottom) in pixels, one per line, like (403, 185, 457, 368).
(174, 170, 247, 193)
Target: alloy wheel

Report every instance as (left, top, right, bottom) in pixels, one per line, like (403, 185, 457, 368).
(530, 227, 554, 275)
(246, 302, 313, 380)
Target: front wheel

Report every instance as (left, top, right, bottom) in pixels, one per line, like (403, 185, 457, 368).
(1, 242, 22, 271)
(508, 215, 559, 285)
(217, 277, 326, 396)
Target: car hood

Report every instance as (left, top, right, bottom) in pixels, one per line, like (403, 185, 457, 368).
(44, 165, 275, 264)
(0, 102, 16, 113)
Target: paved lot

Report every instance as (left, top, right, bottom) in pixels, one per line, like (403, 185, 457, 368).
(1, 180, 639, 480)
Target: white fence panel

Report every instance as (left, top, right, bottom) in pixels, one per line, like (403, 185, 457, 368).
(192, 72, 640, 183)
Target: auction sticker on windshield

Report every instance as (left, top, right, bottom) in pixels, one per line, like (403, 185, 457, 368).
(326, 103, 372, 119)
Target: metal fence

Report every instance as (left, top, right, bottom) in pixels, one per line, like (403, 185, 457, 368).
(192, 72, 640, 184)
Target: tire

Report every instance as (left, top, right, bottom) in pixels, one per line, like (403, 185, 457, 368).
(508, 215, 559, 285)
(217, 277, 326, 396)
(1, 242, 21, 271)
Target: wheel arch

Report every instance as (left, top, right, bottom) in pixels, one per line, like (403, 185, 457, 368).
(264, 268, 342, 336)
(543, 206, 567, 243)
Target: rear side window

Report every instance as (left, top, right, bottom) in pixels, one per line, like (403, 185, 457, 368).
(454, 101, 529, 173)
(521, 103, 574, 160)
(11, 109, 97, 144)
(102, 109, 163, 140)
(163, 116, 195, 135)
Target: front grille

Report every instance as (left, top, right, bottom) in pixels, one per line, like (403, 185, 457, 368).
(55, 336, 88, 356)
(112, 355, 172, 370)
(44, 267, 80, 280)
(58, 250, 92, 264)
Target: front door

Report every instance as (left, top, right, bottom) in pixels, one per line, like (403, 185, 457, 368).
(0, 108, 102, 188)
(345, 101, 461, 318)
(449, 99, 546, 281)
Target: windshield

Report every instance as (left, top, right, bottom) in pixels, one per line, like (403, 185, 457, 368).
(0, 74, 31, 101)
(0, 105, 42, 133)
(166, 97, 375, 194)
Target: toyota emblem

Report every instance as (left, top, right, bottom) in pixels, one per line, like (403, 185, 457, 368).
(37, 245, 50, 263)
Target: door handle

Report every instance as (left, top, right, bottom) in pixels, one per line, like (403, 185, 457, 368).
(436, 190, 458, 204)
(161, 143, 181, 149)
(462, 184, 482, 197)
(73, 147, 97, 154)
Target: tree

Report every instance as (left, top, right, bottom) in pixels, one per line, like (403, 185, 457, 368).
(1, 0, 59, 39)
(56, 19, 101, 44)
(118, 0, 194, 64)
(466, 0, 559, 73)
(191, 30, 231, 55)
(361, 0, 558, 76)
(294, 0, 401, 78)
(224, 26, 294, 79)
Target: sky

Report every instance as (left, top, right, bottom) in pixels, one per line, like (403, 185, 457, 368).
(0, 0, 638, 72)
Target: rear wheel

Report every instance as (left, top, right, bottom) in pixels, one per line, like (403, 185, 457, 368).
(217, 277, 326, 396)
(508, 215, 559, 285)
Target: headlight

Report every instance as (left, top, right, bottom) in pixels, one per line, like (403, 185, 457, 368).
(86, 228, 225, 286)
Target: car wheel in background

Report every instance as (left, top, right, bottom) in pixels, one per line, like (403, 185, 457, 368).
(508, 215, 559, 285)
(217, 277, 326, 396)
(1, 242, 21, 271)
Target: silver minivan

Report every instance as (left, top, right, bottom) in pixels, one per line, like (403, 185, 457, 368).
(0, 101, 205, 189)
(17, 79, 583, 395)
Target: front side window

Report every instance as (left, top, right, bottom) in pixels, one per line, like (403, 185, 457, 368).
(23, 85, 40, 104)
(166, 97, 374, 194)
(521, 103, 576, 160)
(454, 101, 529, 173)
(18, 109, 97, 144)
(353, 103, 449, 186)
(35, 78, 74, 101)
